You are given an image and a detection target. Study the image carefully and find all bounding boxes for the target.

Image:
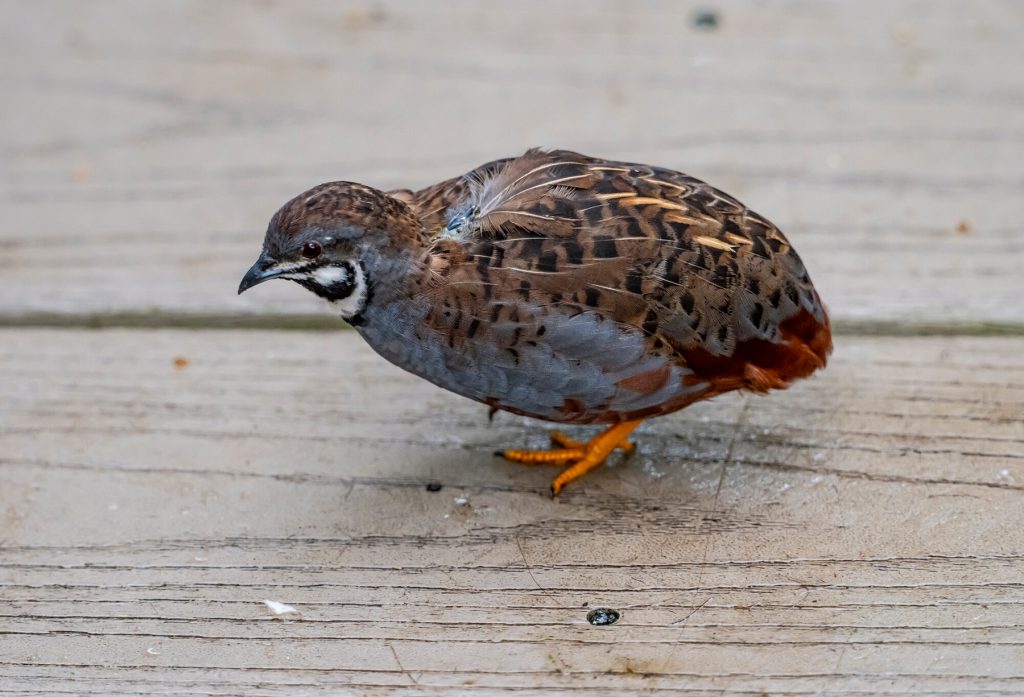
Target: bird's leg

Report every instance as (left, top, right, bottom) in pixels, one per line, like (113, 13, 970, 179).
(496, 420, 643, 495)
(549, 430, 634, 454)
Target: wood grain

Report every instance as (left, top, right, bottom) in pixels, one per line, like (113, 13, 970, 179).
(1, 0, 1022, 325)
(2, 1, 1022, 694)
(1, 329, 1022, 694)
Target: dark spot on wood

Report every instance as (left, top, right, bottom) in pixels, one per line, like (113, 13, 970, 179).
(537, 325, 547, 336)
(467, 318, 481, 338)
(769, 288, 782, 308)
(584, 287, 601, 307)
(587, 608, 621, 626)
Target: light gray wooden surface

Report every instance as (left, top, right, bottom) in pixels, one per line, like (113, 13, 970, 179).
(1, 330, 1023, 695)
(1, 0, 1022, 327)
(1, 1, 1022, 695)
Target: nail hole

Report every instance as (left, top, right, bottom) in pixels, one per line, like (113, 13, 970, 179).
(586, 608, 621, 626)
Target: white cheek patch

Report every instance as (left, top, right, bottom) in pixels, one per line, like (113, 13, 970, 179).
(330, 262, 368, 321)
(311, 265, 349, 287)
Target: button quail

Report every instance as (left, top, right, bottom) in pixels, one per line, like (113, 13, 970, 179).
(239, 149, 831, 495)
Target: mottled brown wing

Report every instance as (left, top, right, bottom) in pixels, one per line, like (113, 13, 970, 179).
(421, 149, 830, 415)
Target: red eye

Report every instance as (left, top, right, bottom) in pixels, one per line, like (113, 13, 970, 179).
(301, 241, 322, 259)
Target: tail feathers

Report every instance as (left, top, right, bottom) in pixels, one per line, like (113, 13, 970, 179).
(679, 306, 832, 399)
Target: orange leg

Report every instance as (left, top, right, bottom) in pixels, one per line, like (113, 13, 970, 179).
(496, 420, 643, 496)
(548, 430, 634, 454)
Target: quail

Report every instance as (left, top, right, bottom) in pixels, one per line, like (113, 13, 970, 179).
(239, 149, 832, 494)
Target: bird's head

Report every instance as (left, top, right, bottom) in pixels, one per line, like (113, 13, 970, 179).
(238, 182, 424, 324)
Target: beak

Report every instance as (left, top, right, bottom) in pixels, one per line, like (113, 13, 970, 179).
(238, 252, 283, 294)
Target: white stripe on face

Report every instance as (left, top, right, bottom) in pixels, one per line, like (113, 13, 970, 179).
(330, 262, 367, 321)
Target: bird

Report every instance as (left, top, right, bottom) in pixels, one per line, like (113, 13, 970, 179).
(238, 149, 832, 495)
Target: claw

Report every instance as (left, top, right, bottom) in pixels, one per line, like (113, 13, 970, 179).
(496, 420, 643, 495)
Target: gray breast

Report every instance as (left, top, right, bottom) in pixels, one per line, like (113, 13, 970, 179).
(356, 300, 706, 424)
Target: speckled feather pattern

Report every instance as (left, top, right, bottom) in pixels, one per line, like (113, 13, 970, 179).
(270, 149, 832, 425)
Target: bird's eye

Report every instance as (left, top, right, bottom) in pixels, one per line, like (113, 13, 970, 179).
(301, 241, 322, 259)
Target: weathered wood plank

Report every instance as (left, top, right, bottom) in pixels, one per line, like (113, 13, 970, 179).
(0, 329, 1021, 694)
(1, 0, 1022, 325)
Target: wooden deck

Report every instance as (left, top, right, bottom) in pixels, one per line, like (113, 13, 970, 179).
(1, 1, 1022, 695)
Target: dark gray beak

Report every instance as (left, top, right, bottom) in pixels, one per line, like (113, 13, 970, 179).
(238, 252, 282, 294)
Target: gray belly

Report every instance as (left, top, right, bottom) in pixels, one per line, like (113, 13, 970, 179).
(354, 301, 706, 424)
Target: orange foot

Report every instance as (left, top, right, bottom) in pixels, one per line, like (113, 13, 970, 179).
(496, 420, 642, 496)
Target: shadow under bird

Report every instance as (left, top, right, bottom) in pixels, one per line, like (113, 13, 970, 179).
(239, 149, 832, 495)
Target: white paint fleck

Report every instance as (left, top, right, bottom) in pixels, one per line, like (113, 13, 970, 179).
(810, 475, 825, 484)
(263, 599, 299, 617)
(453, 497, 468, 506)
(146, 646, 161, 655)
(813, 452, 826, 462)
